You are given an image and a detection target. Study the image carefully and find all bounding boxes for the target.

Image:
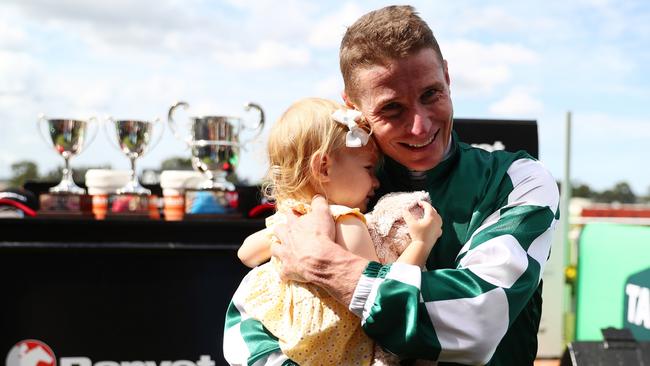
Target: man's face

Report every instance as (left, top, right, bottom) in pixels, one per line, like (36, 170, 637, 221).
(347, 48, 453, 171)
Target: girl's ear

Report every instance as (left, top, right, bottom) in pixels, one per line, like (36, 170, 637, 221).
(309, 152, 331, 183)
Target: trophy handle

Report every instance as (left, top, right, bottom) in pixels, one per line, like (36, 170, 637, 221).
(36, 113, 52, 148)
(81, 116, 99, 152)
(103, 115, 122, 151)
(242, 102, 265, 142)
(147, 117, 165, 152)
(168, 101, 191, 145)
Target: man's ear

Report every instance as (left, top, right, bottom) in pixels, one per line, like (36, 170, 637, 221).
(341, 91, 355, 109)
(309, 153, 331, 183)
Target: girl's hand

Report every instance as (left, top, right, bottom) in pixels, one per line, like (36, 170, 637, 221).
(402, 201, 442, 248)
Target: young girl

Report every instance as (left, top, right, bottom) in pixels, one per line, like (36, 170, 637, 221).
(237, 98, 441, 365)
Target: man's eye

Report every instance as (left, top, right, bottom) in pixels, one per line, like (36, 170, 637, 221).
(381, 102, 402, 117)
(421, 89, 439, 104)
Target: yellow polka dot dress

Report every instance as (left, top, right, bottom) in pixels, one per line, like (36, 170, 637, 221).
(243, 202, 374, 366)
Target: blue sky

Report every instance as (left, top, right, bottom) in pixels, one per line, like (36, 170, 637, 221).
(1, 0, 649, 194)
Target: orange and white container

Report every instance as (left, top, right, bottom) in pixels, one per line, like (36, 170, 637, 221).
(85, 169, 131, 220)
(160, 170, 203, 221)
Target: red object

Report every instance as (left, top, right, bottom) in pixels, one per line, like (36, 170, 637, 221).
(248, 202, 275, 218)
(0, 198, 36, 217)
(581, 207, 650, 218)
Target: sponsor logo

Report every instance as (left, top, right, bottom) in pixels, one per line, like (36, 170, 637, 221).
(58, 355, 215, 366)
(471, 140, 505, 153)
(6, 340, 56, 366)
(626, 283, 650, 329)
(6, 340, 215, 366)
(624, 267, 650, 340)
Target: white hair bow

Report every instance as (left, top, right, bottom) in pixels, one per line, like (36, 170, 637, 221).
(331, 109, 370, 147)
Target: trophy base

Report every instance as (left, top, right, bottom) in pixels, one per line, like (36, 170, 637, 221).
(104, 193, 160, 220)
(38, 193, 93, 218)
(184, 189, 239, 218)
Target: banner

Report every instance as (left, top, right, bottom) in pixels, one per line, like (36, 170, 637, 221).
(576, 223, 650, 340)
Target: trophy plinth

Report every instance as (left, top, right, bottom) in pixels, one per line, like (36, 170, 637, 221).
(38, 192, 94, 218)
(105, 193, 160, 220)
(183, 188, 240, 219)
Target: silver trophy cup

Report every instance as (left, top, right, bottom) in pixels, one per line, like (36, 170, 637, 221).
(168, 101, 264, 191)
(105, 117, 163, 195)
(38, 114, 97, 194)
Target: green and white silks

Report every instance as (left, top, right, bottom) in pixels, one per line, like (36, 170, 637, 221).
(224, 134, 559, 366)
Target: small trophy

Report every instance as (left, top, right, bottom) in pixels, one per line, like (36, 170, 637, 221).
(37, 115, 97, 216)
(104, 117, 163, 218)
(168, 101, 264, 216)
(105, 117, 163, 195)
(38, 115, 97, 194)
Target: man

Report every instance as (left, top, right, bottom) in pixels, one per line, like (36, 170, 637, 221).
(224, 5, 558, 365)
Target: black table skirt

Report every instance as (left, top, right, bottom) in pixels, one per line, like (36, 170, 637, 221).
(1, 217, 264, 366)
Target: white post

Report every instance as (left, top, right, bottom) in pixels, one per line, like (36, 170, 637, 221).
(537, 111, 571, 357)
(562, 111, 572, 264)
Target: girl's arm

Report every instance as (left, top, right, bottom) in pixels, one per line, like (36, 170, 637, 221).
(238, 228, 272, 268)
(396, 201, 442, 269)
(335, 214, 379, 262)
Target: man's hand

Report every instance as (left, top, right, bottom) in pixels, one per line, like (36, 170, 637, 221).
(271, 195, 368, 306)
(271, 195, 337, 282)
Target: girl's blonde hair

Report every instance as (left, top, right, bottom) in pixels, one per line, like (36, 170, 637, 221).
(263, 97, 374, 205)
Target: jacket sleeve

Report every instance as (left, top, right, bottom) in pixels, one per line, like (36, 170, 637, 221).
(349, 159, 560, 364)
(223, 268, 294, 366)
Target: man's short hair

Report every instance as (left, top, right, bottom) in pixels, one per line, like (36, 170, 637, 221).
(339, 5, 444, 101)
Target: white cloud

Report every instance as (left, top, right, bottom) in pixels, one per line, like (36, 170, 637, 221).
(3, 0, 228, 58)
(573, 112, 650, 140)
(216, 41, 311, 70)
(0, 19, 28, 49)
(489, 88, 543, 117)
(0, 51, 41, 94)
(313, 75, 343, 99)
(590, 45, 636, 75)
(445, 40, 538, 96)
(308, 2, 363, 48)
(455, 6, 524, 33)
(4, 0, 194, 30)
(224, 0, 317, 41)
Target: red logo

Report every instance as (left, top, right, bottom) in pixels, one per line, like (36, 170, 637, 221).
(5, 340, 56, 366)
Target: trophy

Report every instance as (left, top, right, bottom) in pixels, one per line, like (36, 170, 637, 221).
(105, 117, 164, 196)
(167, 101, 264, 192)
(37, 114, 97, 194)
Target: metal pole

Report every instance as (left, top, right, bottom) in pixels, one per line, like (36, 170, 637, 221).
(562, 111, 572, 261)
(562, 111, 573, 345)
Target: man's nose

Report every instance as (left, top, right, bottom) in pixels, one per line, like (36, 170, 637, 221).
(409, 107, 432, 136)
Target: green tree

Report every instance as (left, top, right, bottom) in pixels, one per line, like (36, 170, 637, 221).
(572, 183, 593, 198)
(42, 164, 112, 184)
(9, 160, 39, 187)
(161, 156, 193, 170)
(594, 181, 636, 204)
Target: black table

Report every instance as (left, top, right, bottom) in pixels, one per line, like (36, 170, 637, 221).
(1, 217, 263, 366)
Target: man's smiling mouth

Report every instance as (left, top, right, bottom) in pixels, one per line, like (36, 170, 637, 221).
(401, 130, 438, 149)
